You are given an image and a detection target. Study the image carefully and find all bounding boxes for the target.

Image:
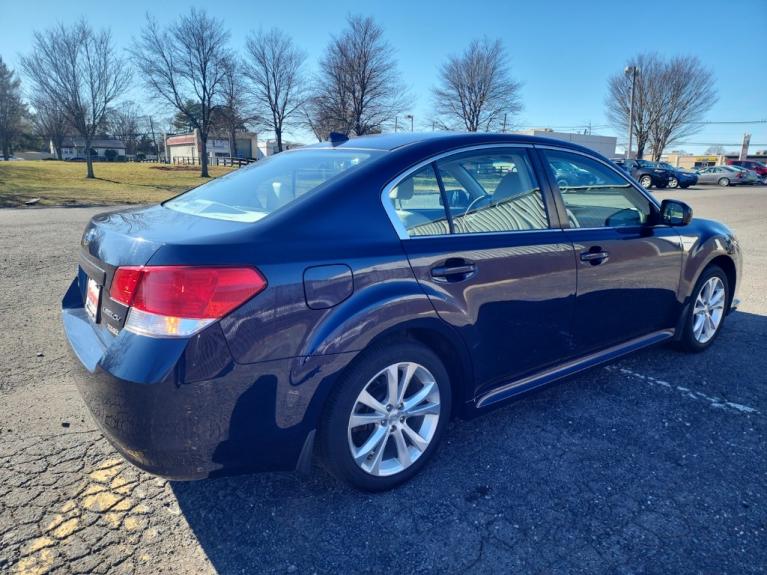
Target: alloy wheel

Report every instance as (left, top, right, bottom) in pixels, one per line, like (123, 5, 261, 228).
(347, 362, 441, 477)
(668, 177, 678, 189)
(692, 276, 726, 344)
(640, 175, 652, 188)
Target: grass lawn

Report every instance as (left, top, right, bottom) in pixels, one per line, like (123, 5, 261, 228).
(0, 161, 235, 207)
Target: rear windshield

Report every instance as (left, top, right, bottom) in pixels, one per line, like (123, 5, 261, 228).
(166, 148, 383, 222)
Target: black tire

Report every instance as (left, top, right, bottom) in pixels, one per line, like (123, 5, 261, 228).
(676, 265, 730, 353)
(718, 177, 730, 187)
(319, 340, 452, 491)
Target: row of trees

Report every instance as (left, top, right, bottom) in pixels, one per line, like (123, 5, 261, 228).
(605, 53, 717, 161)
(2, 11, 524, 178)
(1, 10, 719, 178)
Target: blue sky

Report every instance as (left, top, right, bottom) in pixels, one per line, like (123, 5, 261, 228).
(2, 0, 765, 152)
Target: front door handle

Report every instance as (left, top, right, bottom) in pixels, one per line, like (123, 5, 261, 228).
(431, 261, 476, 281)
(580, 250, 609, 264)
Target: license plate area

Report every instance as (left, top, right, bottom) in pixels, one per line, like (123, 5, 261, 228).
(85, 277, 101, 323)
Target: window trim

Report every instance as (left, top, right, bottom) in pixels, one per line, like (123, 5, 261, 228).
(380, 143, 562, 240)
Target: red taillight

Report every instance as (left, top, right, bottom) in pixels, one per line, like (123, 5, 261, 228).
(110, 266, 267, 319)
(111, 267, 143, 306)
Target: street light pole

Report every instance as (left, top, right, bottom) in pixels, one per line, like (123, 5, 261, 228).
(404, 114, 414, 132)
(625, 66, 639, 159)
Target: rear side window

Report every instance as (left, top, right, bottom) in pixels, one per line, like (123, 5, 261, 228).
(386, 148, 549, 237)
(167, 149, 383, 222)
(437, 150, 548, 233)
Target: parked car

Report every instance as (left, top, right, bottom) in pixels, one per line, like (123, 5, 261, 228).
(724, 165, 761, 185)
(727, 159, 767, 182)
(657, 162, 699, 189)
(63, 132, 742, 491)
(613, 158, 671, 188)
(696, 165, 750, 186)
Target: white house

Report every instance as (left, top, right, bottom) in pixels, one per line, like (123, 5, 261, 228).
(54, 137, 127, 160)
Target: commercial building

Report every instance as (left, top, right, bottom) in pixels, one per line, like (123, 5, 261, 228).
(165, 130, 301, 163)
(661, 152, 767, 169)
(512, 129, 617, 158)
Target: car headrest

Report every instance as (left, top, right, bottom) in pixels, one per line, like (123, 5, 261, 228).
(493, 171, 524, 202)
(394, 177, 414, 200)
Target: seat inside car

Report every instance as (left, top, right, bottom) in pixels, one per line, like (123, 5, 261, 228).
(493, 170, 526, 203)
(394, 177, 434, 229)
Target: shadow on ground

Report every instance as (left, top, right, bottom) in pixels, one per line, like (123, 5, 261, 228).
(172, 311, 766, 574)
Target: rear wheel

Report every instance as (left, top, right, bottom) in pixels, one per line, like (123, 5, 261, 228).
(718, 177, 730, 187)
(639, 175, 652, 188)
(320, 341, 451, 491)
(677, 265, 729, 352)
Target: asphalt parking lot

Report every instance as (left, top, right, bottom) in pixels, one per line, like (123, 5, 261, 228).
(1, 185, 765, 574)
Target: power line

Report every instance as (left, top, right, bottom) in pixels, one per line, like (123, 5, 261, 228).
(687, 120, 767, 125)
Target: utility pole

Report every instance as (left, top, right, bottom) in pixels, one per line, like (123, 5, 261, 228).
(740, 132, 751, 161)
(394, 116, 398, 133)
(625, 66, 639, 159)
(502, 113, 507, 133)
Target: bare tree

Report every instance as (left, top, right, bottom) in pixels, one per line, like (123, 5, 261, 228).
(0, 56, 25, 160)
(21, 20, 130, 177)
(606, 53, 716, 160)
(108, 101, 141, 155)
(243, 28, 306, 152)
(219, 61, 258, 157)
(647, 56, 717, 160)
(131, 9, 230, 177)
(432, 38, 522, 132)
(705, 144, 727, 155)
(313, 15, 407, 137)
(300, 95, 339, 142)
(30, 94, 69, 159)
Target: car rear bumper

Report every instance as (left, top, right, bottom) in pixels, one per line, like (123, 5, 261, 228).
(62, 277, 348, 480)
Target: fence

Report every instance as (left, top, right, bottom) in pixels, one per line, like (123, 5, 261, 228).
(171, 156, 256, 168)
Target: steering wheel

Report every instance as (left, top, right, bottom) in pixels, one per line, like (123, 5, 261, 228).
(461, 193, 492, 229)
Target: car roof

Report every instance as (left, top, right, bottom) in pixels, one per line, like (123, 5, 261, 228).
(303, 131, 602, 156)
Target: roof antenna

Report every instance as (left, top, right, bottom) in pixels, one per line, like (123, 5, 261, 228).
(328, 132, 349, 145)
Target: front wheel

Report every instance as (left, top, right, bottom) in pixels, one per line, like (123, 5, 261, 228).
(718, 177, 730, 187)
(668, 177, 679, 189)
(320, 341, 452, 491)
(677, 266, 729, 352)
(639, 175, 652, 188)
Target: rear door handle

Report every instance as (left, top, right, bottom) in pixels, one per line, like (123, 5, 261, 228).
(431, 262, 476, 281)
(580, 250, 609, 264)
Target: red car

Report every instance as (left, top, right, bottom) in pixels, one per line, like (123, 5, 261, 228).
(727, 160, 767, 180)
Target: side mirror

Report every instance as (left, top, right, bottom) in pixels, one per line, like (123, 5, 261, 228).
(659, 199, 693, 226)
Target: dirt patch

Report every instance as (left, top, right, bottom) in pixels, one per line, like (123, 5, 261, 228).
(148, 165, 200, 172)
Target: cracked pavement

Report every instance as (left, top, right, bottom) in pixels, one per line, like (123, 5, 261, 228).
(1, 186, 766, 574)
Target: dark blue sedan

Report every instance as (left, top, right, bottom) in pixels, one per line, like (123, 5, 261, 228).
(658, 162, 699, 189)
(63, 133, 742, 491)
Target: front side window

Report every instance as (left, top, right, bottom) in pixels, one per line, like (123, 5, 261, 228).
(543, 150, 653, 228)
(167, 149, 383, 222)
